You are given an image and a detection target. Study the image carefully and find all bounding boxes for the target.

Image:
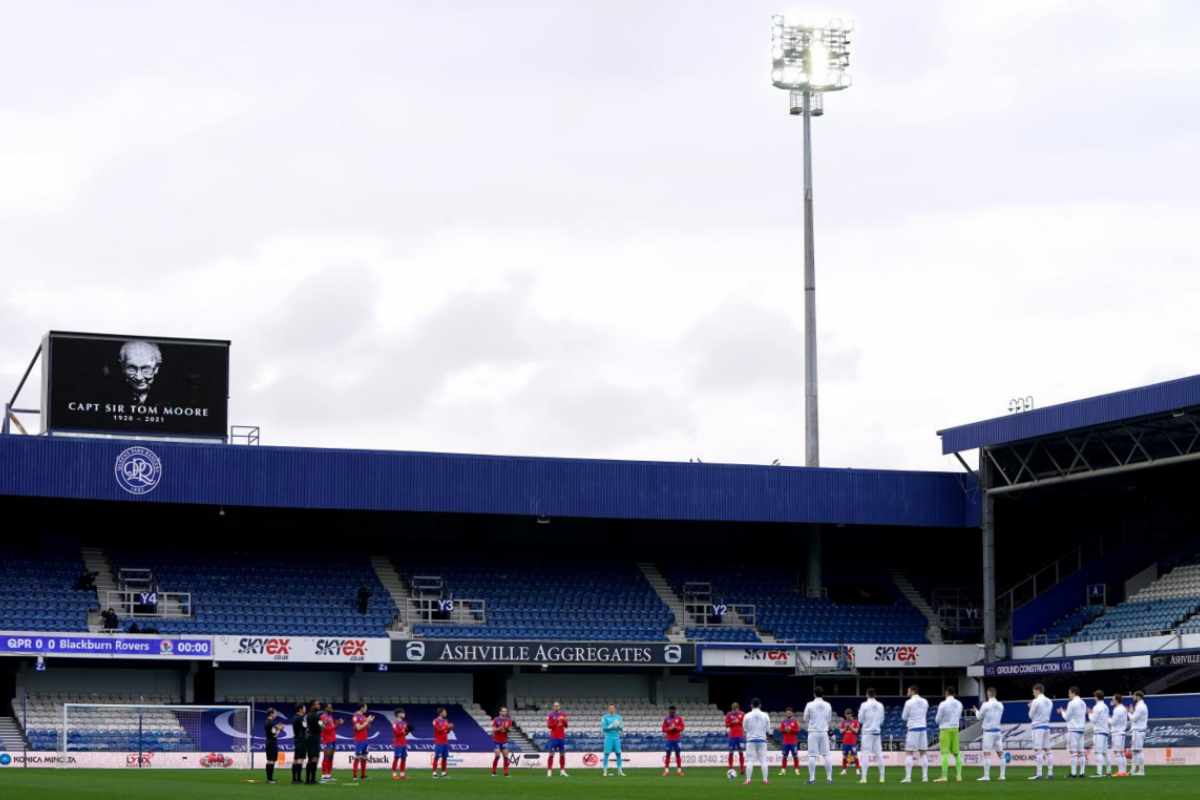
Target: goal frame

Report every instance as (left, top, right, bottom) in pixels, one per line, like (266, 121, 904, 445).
(59, 703, 252, 769)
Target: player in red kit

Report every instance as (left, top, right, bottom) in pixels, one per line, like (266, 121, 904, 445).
(779, 707, 802, 776)
(491, 706, 514, 777)
(351, 703, 375, 782)
(431, 707, 453, 779)
(661, 705, 686, 777)
(391, 708, 411, 780)
(725, 702, 746, 775)
(546, 701, 569, 777)
(318, 704, 338, 783)
(839, 708, 861, 775)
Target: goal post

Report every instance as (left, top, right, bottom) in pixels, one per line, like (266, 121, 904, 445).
(59, 703, 252, 769)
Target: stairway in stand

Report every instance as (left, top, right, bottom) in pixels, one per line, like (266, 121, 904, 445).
(81, 545, 118, 631)
(889, 569, 944, 643)
(0, 716, 29, 750)
(637, 562, 689, 641)
(370, 555, 411, 636)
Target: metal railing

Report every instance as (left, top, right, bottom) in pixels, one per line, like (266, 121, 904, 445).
(933, 587, 984, 635)
(230, 425, 260, 445)
(684, 601, 757, 628)
(681, 581, 758, 627)
(407, 596, 487, 627)
(104, 590, 192, 619)
(117, 568, 154, 591)
(999, 545, 1087, 618)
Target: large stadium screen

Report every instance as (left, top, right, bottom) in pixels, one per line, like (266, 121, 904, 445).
(41, 330, 230, 439)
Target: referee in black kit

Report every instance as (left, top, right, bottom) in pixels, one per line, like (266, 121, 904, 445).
(291, 703, 308, 783)
(264, 708, 283, 783)
(305, 700, 323, 784)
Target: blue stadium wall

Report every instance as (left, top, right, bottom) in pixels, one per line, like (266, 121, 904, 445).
(0, 435, 979, 528)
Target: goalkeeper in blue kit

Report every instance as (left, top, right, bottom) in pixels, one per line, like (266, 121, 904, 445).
(601, 703, 625, 776)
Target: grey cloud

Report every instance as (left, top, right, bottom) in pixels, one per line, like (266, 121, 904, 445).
(681, 301, 859, 393)
(257, 263, 380, 357)
(507, 364, 695, 454)
(241, 273, 676, 444)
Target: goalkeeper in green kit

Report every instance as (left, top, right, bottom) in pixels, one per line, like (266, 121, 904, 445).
(934, 687, 964, 782)
(601, 703, 625, 776)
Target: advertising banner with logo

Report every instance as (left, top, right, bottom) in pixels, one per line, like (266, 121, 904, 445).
(392, 639, 694, 667)
(701, 646, 845, 670)
(983, 658, 1076, 677)
(41, 330, 230, 439)
(6, 748, 1200, 770)
(700, 643, 978, 670)
(1153, 651, 1200, 668)
(212, 636, 389, 664)
(0, 631, 211, 660)
(702, 647, 799, 668)
(848, 643, 980, 669)
(0, 752, 252, 769)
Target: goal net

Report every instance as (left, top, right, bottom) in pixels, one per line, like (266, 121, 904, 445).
(60, 704, 252, 769)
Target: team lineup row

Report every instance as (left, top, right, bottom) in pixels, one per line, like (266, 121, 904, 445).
(248, 685, 1152, 786)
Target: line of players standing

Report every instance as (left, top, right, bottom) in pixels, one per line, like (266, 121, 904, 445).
(587, 684, 1152, 785)
(260, 702, 457, 784)
(254, 683, 1151, 784)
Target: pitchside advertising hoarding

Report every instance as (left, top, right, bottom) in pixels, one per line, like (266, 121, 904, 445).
(700, 643, 980, 670)
(392, 639, 695, 666)
(41, 330, 230, 439)
(1153, 651, 1200, 667)
(983, 658, 1076, 677)
(212, 635, 390, 664)
(5, 748, 1200, 770)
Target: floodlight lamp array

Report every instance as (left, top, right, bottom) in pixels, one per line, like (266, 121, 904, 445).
(770, 15, 852, 94)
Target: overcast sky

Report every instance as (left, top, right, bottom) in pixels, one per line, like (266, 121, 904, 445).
(3, 1, 1198, 471)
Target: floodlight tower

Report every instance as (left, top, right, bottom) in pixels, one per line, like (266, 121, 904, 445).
(771, 15, 852, 597)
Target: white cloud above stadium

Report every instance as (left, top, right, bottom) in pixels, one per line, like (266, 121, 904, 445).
(2, 0, 1198, 470)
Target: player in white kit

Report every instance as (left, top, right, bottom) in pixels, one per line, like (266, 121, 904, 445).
(1110, 692, 1129, 776)
(1089, 690, 1111, 778)
(742, 698, 771, 785)
(857, 689, 886, 784)
(803, 687, 834, 784)
(1028, 683, 1054, 780)
(900, 686, 929, 783)
(973, 687, 1007, 781)
(1130, 690, 1148, 776)
(1059, 686, 1088, 777)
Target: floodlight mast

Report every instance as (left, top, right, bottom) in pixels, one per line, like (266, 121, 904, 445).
(770, 15, 852, 472)
(771, 15, 851, 598)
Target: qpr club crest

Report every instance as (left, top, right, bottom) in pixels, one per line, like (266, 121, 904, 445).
(114, 446, 163, 495)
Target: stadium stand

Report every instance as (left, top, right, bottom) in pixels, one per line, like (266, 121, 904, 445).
(105, 550, 397, 637)
(663, 565, 929, 644)
(686, 627, 760, 642)
(19, 693, 188, 752)
(217, 692, 512, 749)
(510, 696, 949, 752)
(401, 561, 673, 641)
(1073, 559, 1200, 641)
(1022, 604, 1104, 644)
(17, 694, 504, 754)
(513, 696, 730, 752)
(0, 550, 93, 633)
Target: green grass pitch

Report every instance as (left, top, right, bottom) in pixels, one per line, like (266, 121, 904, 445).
(2, 768, 1199, 800)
